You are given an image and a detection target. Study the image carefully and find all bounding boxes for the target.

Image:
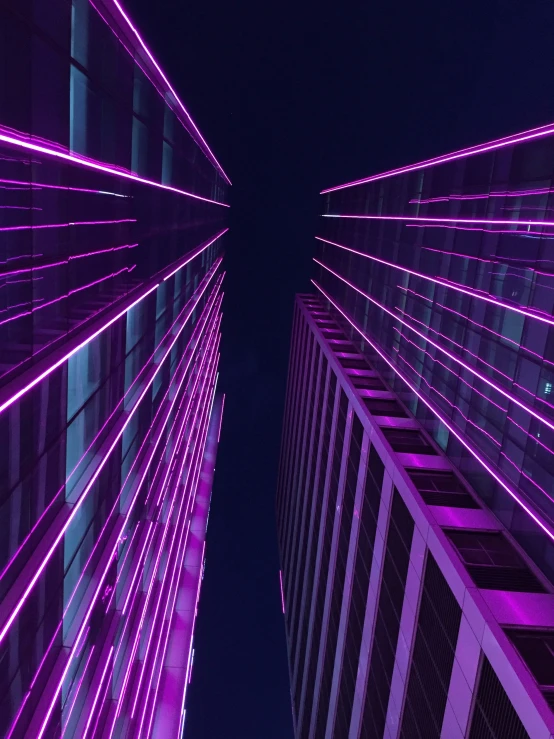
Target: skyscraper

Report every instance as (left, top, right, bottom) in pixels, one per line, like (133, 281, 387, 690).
(277, 125, 554, 738)
(0, 1, 228, 736)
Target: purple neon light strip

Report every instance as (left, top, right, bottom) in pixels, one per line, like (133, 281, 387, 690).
(129, 338, 219, 721)
(410, 186, 554, 204)
(0, 280, 157, 417)
(163, 228, 228, 282)
(0, 177, 130, 196)
(21, 297, 218, 732)
(420, 246, 554, 280)
(180, 539, 207, 714)
(108, 345, 213, 724)
(0, 128, 229, 206)
(279, 570, 285, 614)
(81, 646, 114, 739)
(0, 242, 138, 279)
(315, 236, 554, 329)
(114, 386, 212, 734)
(393, 333, 503, 449)
(0, 266, 134, 329)
(0, 271, 222, 651)
(316, 258, 554, 434)
(60, 284, 222, 632)
(312, 279, 554, 542)
(323, 212, 554, 228)
(0, 217, 135, 233)
(5, 691, 30, 739)
(141, 389, 216, 737)
(108, 0, 230, 184)
(398, 284, 554, 370)
(0, 238, 222, 418)
(109, 324, 220, 725)
(14, 278, 221, 736)
(34, 314, 221, 739)
(61, 645, 96, 736)
(0, 265, 219, 586)
(320, 121, 554, 193)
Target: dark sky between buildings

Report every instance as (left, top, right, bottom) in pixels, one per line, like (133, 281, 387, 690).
(126, 1, 554, 736)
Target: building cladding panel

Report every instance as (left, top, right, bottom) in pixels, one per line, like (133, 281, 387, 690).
(0, 1, 228, 737)
(277, 127, 554, 739)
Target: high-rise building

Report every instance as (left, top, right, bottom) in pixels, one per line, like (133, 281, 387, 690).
(277, 125, 554, 739)
(0, 1, 228, 737)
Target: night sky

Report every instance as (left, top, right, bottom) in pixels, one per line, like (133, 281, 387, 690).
(126, 1, 554, 737)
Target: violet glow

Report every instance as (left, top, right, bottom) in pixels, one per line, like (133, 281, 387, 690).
(61, 645, 96, 735)
(163, 228, 228, 282)
(0, 268, 219, 585)
(109, 0, 231, 185)
(0, 217, 135, 233)
(0, 272, 222, 651)
(141, 396, 215, 738)
(315, 258, 554, 433)
(0, 128, 229, 206)
(410, 186, 554, 204)
(34, 313, 221, 739)
(110, 325, 219, 724)
(279, 570, 286, 614)
(405, 222, 554, 239)
(129, 338, 218, 722)
(321, 121, 554, 193)
(323, 212, 554, 228)
(0, 281, 158, 417)
(0, 242, 138, 279)
(393, 333, 503, 449)
(81, 646, 114, 739)
(0, 177, 130, 197)
(0, 265, 134, 329)
(398, 284, 554, 370)
(312, 279, 554, 543)
(315, 236, 554, 329)
(21, 297, 217, 727)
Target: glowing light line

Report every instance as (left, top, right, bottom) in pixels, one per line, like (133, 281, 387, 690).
(321, 121, 554, 193)
(0, 128, 229, 206)
(312, 279, 554, 543)
(109, 0, 231, 185)
(315, 258, 554, 433)
(0, 269, 222, 649)
(323, 213, 554, 228)
(315, 236, 554, 329)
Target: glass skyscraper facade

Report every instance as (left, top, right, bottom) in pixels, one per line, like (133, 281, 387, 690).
(0, 1, 228, 737)
(277, 125, 554, 738)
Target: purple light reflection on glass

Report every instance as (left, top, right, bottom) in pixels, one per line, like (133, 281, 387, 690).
(61, 645, 96, 736)
(315, 236, 554, 329)
(0, 274, 222, 651)
(0, 217, 135, 233)
(393, 332, 503, 448)
(130, 334, 219, 722)
(81, 646, 114, 739)
(110, 323, 220, 729)
(315, 259, 554, 432)
(324, 212, 554, 228)
(312, 278, 554, 542)
(0, 127, 229, 206)
(0, 266, 134, 329)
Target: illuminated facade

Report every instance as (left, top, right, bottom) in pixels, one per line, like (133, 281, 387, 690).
(0, 1, 228, 737)
(278, 126, 554, 738)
